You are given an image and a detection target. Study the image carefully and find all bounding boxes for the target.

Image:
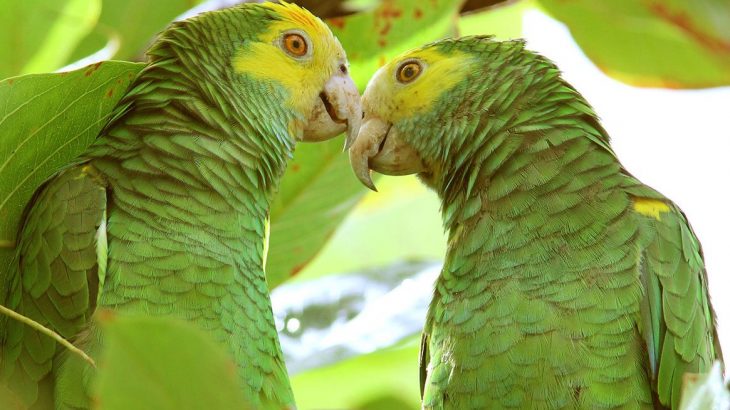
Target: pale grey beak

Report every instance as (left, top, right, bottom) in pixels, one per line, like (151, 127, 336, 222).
(302, 72, 362, 146)
(347, 118, 390, 191)
(348, 117, 426, 191)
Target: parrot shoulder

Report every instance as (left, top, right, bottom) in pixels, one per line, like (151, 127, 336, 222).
(1, 163, 108, 407)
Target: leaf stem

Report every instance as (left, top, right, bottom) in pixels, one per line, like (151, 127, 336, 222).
(0, 304, 95, 367)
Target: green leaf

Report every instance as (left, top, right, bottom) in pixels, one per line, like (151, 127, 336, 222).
(68, 0, 202, 64)
(459, 0, 533, 40)
(536, 0, 730, 88)
(0, 0, 101, 78)
(95, 313, 251, 410)
(291, 339, 421, 410)
(266, 0, 464, 288)
(0, 61, 143, 299)
(329, 0, 466, 87)
(294, 175, 445, 283)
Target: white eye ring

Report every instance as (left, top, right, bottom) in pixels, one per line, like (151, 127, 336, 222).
(280, 30, 312, 59)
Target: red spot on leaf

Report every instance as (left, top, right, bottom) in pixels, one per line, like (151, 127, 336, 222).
(290, 264, 306, 276)
(378, 38, 387, 47)
(379, 22, 392, 36)
(292, 164, 300, 172)
(106, 89, 113, 98)
(84, 62, 104, 77)
(379, 3, 402, 19)
(7, 79, 13, 85)
(328, 17, 345, 29)
(414, 8, 423, 19)
(647, 1, 730, 54)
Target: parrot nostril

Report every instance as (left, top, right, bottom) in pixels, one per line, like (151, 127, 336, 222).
(339, 64, 347, 74)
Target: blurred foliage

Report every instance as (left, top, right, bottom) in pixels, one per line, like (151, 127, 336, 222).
(1, 0, 729, 409)
(459, 0, 530, 40)
(0, 0, 100, 77)
(95, 313, 251, 410)
(537, 0, 730, 88)
(291, 338, 422, 409)
(294, 175, 444, 283)
(67, 0, 202, 64)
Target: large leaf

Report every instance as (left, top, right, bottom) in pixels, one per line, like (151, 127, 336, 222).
(459, 0, 532, 40)
(0, 0, 101, 77)
(537, 0, 730, 88)
(329, 0, 466, 87)
(0, 62, 143, 298)
(266, 0, 464, 288)
(94, 313, 251, 410)
(67, 0, 202, 64)
(293, 175, 445, 283)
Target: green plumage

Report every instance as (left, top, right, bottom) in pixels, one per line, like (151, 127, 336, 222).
(382, 37, 720, 409)
(0, 6, 312, 409)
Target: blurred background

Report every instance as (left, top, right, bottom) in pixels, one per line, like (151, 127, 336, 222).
(1, 0, 729, 408)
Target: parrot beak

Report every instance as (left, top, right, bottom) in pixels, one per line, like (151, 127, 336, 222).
(302, 71, 362, 146)
(347, 116, 425, 191)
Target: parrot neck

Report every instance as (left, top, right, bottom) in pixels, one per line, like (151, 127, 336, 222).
(431, 110, 620, 236)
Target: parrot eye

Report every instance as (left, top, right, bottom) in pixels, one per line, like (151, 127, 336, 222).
(282, 32, 309, 58)
(396, 61, 422, 83)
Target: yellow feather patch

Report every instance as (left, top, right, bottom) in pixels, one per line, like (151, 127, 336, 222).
(633, 197, 671, 221)
(232, 2, 343, 118)
(363, 47, 473, 122)
(262, 2, 328, 36)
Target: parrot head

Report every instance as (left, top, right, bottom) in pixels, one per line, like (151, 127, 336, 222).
(348, 36, 585, 191)
(163, 2, 361, 145)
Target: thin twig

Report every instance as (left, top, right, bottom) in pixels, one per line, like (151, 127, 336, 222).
(0, 304, 95, 367)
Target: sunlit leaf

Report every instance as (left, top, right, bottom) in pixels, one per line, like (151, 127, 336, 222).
(459, 0, 533, 40)
(0, 0, 101, 77)
(329, 0, 466, 87)
(95, 313, 251, 410)
(68, 0, 202, 64)
(294, 176, 445, 283)
(537, 0, 730, 88)
(291, 339, 421, 410)
(266, 0, 464, 288)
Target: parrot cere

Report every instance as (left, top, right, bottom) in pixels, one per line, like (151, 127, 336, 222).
(349, 36, 721, 409)
(0, 3, 360, 409)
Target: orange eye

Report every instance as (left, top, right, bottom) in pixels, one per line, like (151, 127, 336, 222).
(283, 33, 308, 57)
(396, 61, 422, 83)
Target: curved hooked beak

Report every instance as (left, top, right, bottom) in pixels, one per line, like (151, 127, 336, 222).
(302, 72, 362, 147)
(348, 117, 425, 191)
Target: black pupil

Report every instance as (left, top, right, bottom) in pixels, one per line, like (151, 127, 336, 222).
(404, 66, 414, 78)
(292, 39, 300, 49)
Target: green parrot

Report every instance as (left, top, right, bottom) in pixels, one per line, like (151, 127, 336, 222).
(0, 2, 360, 409)
(349, 36, 721, 409)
